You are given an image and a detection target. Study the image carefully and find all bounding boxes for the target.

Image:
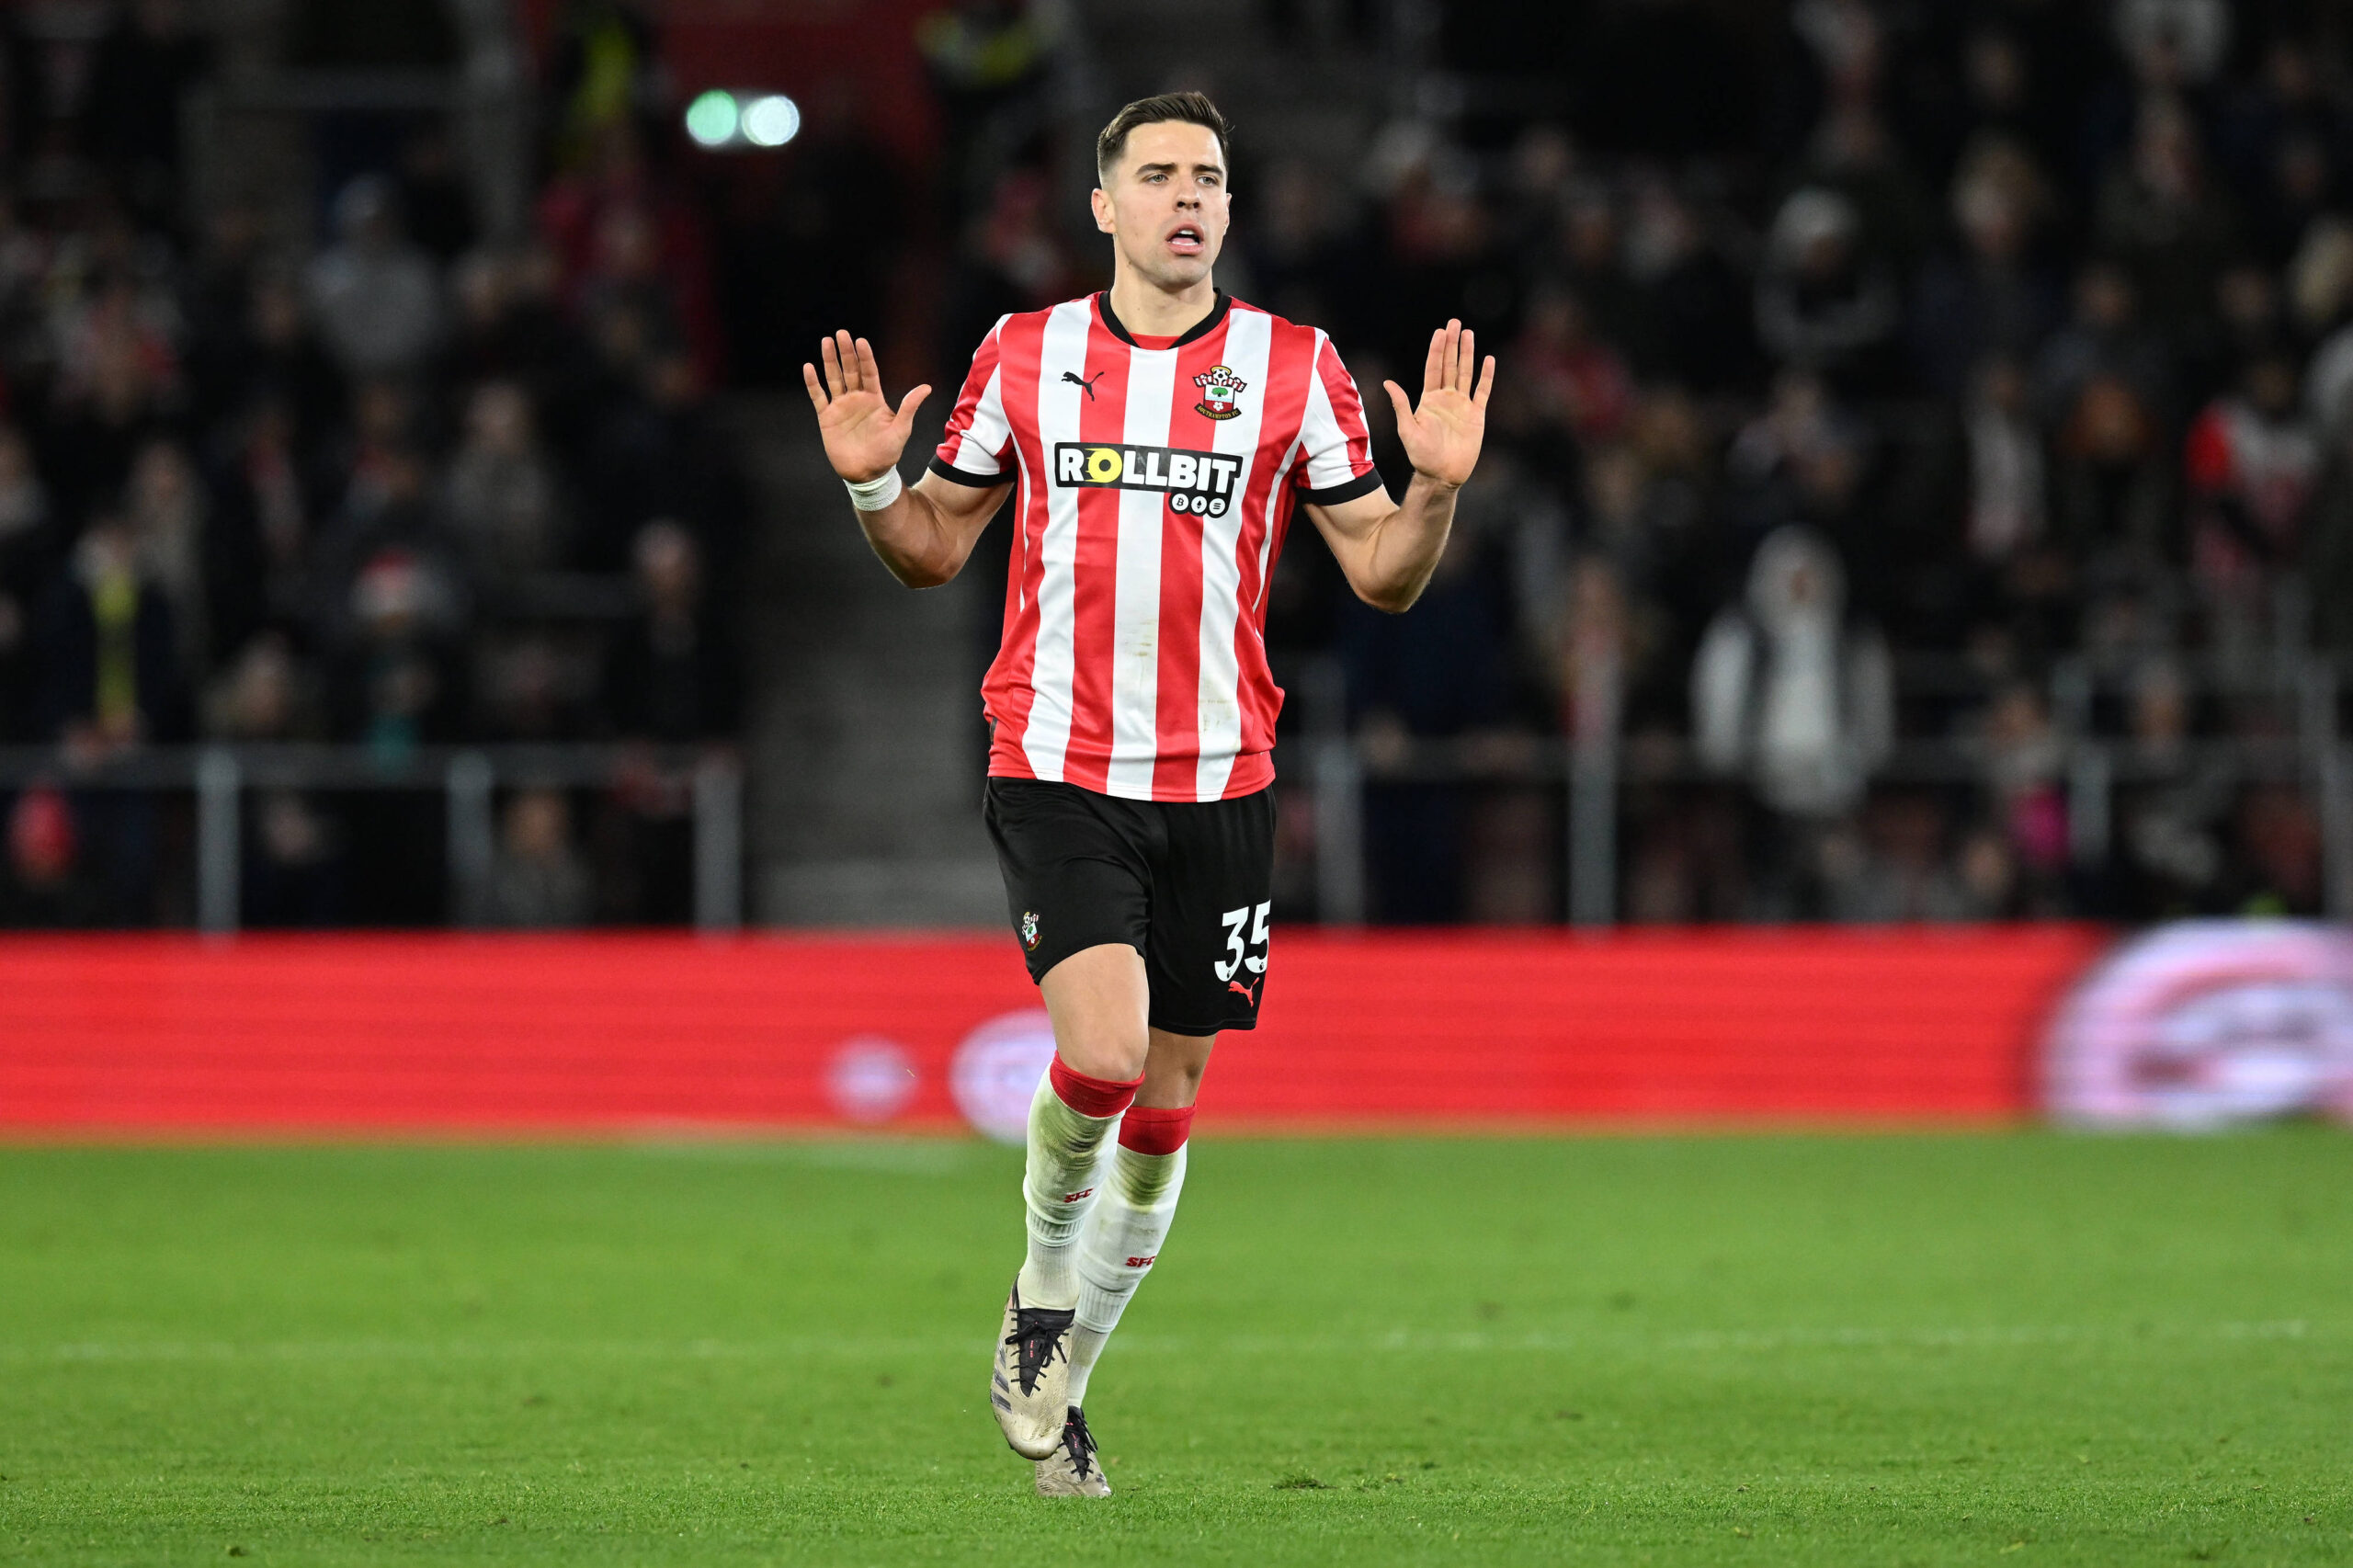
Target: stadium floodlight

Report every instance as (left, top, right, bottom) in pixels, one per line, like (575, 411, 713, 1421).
(684, 89, 739, 149)
(741, 94, 801, 148)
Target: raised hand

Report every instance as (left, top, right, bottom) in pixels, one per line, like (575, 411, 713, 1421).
(1382, 320, 1496, 489)
(803, 330, 932, 483)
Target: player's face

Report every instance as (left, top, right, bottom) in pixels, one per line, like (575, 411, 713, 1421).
(1094, 121, 1230, 290)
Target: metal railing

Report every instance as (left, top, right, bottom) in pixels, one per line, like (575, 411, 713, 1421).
(1300, 655, 2353, 926)
(0, 744, 743, 936)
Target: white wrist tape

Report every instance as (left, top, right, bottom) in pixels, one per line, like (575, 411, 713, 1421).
(845, 468, 904, 511)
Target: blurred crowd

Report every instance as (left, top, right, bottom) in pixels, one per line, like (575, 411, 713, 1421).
(936, 0, 2353, 924)
(8, 0, 2348, 932)
(0, 1, 741, 927)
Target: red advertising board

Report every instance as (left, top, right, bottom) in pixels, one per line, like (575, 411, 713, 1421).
(0, 928, 2110, 1134)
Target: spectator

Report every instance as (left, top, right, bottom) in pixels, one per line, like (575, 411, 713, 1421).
(1974, 680, 2071, 915)
(2036, 261, 2177, 431)
(1955, 356, 2072, 660)
(2303, 413, 2353, 652)
(40, 273, 179, 525)
(1692, 525, 1892, 823)
(941, 166, 1080, 369)
(209, 633, 344, 927)
(1621, 175, 1756, 393)
(2112, 0, 2231, 94)
(536, 123, 721, 382)
(122, 437, 211, 677)
(489, 787, 592, 928)
(2184, 350, 2319, 644)
(1823, 789, 1979, 923)
(0, 423, 55, 738)
(2050, 371, 2175, 565)
(1755, 187, 1903, 394)
(2094, 100, 2238, 341)
(306, 176, 444, 381)
(2224, 782, 2323, 915)
(1961, 356, 2047, 565)
(193, 268, 347, 443)
(1244, 158, 1352, 332)
(605, 519, 738, 745)
(447, 381, 564, 595)
(35, 514, 190, 756)
(206, 629, 318, 741)
(1, 783, 99, 926)
(330, 542, 464, 925)
(2302, 221, 2353, 438)
(1514, 286, 1631, 449)
(2110, 656, 2227, 917)
(309, 437, 468, 642)
(203, 398, 313, 645)
(1908, 142, 2063, 397)
(33, 516, 191, 926)
(326, 541, 465, 758)
(1341, 496, 1522, 923)
(576, 349, 745, 575)
(1548, 181, 1650, 368)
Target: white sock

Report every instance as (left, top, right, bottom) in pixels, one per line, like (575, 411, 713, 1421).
(1064, 1141, 1188, 1405)
(1013, 1072, 1123, 1310)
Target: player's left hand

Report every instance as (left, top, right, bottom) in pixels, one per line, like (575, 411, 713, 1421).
(1384, 320, 1495, 489)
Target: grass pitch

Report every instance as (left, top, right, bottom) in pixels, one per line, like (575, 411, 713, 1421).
(1, 1133, 2348, 1565)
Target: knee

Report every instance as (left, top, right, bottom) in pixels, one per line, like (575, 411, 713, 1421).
(1055, 1031, 1149, 1084)
(1138, 1032, 1213, 1109)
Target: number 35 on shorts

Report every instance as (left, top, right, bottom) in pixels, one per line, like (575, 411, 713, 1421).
(1213, 902, 1271, 983)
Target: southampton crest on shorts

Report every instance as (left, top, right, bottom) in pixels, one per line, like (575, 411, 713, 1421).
(1193, 366, 1246, 420)
(1020, 910, 1040, 951)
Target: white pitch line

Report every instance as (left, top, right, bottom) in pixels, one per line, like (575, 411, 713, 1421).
(0, 1321, 2320, 1366)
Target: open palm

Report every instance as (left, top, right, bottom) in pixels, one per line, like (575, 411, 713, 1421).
(803, 330, 932, 483)
(1384, 320, 1495, 489)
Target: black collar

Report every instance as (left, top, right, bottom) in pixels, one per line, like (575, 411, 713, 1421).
(1096, 289, 1230, 348)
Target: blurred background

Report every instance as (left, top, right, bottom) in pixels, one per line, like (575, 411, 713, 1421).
(0, 0, 2349, 938)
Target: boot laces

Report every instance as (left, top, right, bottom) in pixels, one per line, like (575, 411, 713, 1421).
(1005, 1306, 1072, 1394)
(1063, 1406, 1098, 1480)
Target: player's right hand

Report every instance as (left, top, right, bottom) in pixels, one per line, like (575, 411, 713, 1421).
(803, 330, 932, 483)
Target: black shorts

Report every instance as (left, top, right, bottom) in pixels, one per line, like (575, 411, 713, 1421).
(983, 777, 1276, 1036)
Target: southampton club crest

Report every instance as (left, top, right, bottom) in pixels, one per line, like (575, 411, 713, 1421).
(1019, 910, 1040, 951)
(1193, 366, 1246, 420)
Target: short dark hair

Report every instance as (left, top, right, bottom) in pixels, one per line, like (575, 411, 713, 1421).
(1095, 92, 1232, 185)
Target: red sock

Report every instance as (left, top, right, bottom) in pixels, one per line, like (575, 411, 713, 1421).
(1119, 1104, 1195, 1156)
(1049, 1057, 1143, 1119)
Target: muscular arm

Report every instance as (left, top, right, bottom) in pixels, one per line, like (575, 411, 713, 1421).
(855, 470, 1011, 588)
(1304, 320, 1495, 615)
(802, 329, 1010, 588)
(1306, 474, 1463, 615)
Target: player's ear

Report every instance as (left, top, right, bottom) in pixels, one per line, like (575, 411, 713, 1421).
(1090, 185, 1114, 235)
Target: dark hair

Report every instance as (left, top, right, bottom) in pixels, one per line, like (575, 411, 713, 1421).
(1095, 92, 1232, 184)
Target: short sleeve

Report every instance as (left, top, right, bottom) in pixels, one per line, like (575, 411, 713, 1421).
(929, 317, 1015, 486)
(1291, 331, 1385, 506)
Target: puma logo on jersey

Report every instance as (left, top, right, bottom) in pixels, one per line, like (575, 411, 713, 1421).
(1061, 369, 1104, 401)
(1228, 977, 1260, 1006)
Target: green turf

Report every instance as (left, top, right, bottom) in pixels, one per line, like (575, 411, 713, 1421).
(1, 1133, 2348, 1565)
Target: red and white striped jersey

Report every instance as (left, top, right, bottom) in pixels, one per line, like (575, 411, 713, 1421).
(930, 290, 1381, 802)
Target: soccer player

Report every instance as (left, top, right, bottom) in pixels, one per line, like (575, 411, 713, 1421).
(803, 91, 1494, 1496)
